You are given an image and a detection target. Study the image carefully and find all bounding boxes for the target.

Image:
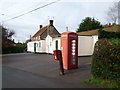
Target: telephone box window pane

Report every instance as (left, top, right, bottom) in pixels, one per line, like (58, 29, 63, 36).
(72, 47, 75, 49)
(71, 40, 76, 65)
(72, 40, 76, 43)
(72, 50, 75, 52)
(72, 53, 75, 55)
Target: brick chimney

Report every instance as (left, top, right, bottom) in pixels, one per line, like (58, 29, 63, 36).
(49, 20, 53, 26)
(40, 25, 43, 29)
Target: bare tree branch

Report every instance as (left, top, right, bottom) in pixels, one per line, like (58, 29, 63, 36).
(107, 2, 118, 24)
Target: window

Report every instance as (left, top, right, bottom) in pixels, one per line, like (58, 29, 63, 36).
(50, 41, 52, 46)
(39, 42, 41, 47)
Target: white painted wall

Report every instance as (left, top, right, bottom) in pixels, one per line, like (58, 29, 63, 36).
(78, 35, 98, 56)
(46, 35, 61, 54)
(45, 35, 53, 54)
(27, 40, 46, 53)
(78, 36, 94, 56)
(27, 42, 34, 52)
(92, 35, 98, 54)
(92, 35, 98, 47)
(35, 40, 46, 53)
(42, 40, 46, 52)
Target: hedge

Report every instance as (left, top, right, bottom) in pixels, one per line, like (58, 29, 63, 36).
(110, 38, 120, 46)
(98, 28, 120, 39)
(2, 46, 26, 54)
(91, 39, 120, 86)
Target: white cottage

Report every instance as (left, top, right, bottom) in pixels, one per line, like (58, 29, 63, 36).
(27, 20, 60, 53)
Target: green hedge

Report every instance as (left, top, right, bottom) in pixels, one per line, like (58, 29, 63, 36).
(98, 29, 120, 39)
(2, 46, 26, 54)
(110, 38, 120, 46)
(91, 39, 120, 86)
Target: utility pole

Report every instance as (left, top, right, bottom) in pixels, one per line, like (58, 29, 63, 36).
(66, 26, 68, 32)
(30, 35, 32, 41)
(1, 14, 4, 26)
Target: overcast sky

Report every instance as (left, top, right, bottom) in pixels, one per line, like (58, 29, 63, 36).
(0, 0, 119, 43)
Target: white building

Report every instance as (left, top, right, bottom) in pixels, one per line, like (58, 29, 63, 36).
(78, 35, 98, 56)
(27, 20, 60, 53)
(77, 24, 120, 56)
(77, 29, 99, 56)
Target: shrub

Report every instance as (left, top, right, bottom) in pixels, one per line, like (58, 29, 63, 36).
(110, 38, 120, 46)
(98, 28, 120, 39)
(84, 77, 119, 88)
(2, 46, 26, 54)
(91, 39, 120, 86)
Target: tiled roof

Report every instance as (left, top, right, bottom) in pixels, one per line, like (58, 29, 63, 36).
(77, 29, 98, 36)
(32, 25, 48, 37)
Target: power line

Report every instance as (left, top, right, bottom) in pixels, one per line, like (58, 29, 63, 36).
(1, 0, 45, 14)
(3, 0, 60, 22)
(0, 0, 46, 24)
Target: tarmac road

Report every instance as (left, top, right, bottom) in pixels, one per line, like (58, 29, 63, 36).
(2, 53, 97, 88)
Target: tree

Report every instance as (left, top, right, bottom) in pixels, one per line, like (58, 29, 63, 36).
(76, 17, 101, 32)
(107, 2, 119, 24)
(1, 25, 15, 40)
(1, 25, 15, 49)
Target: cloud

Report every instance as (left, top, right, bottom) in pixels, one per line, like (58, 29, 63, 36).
(0, 0, 117, 42)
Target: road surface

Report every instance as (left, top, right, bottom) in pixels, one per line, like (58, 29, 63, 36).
(2, 53, 97, 88)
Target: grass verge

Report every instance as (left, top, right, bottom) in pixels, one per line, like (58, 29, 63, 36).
(84, 77, 119, 89)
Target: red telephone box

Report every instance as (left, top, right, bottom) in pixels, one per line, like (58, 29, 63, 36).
(61, 32, 78, 70)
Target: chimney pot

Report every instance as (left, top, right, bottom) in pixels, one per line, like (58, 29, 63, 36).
(49, 20, 53, 25)
(40, 25, 43, 29)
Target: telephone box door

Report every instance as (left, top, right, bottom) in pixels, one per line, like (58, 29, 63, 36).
(68, 36, 78, 69)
